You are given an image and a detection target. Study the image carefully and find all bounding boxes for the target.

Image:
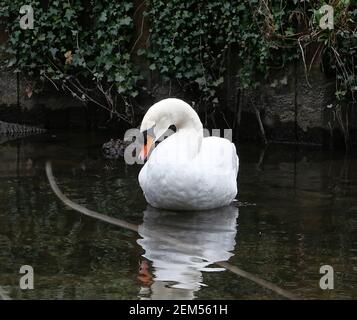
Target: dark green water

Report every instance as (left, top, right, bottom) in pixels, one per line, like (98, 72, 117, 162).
(0, 132, 356, 299)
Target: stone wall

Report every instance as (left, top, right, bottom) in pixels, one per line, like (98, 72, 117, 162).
(0, 70, 120, 130)
(223, 49, 356, 147)
(1, 59, 355, 146)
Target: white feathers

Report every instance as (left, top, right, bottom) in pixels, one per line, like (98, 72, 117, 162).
(139, 98, 239, 211)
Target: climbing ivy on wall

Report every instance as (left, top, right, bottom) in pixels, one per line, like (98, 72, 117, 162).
(145, 0, 296, 103)
(145, 0, 356, 105)
(144, 0, 242, 106)
(0, 0, 140, 123)
(0, 0, 356, 123)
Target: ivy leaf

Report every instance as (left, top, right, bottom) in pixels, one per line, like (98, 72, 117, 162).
(174, 56, 182, 65)
(213, 77, 224, 86)
(7, 58, 17, 67)
(49, 47, 59, 58)
(137, 48, 146, 56)
(104, 60, 113, 70)
(99, 11, 107, 22)
(97, 30, 103, 38)
(195, 77, 206, 86)
(131, 90, 138, 97)
(38, 34, 46, 41)
(124, 2, 133, 11)
(115, 73, 125, 82)
(65, 9, 75, 20)
(118, 86, 126, 93)
(119, 17, 132, 26)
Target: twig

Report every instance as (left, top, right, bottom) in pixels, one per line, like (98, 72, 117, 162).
(253, 105, 268, 145)
(217, 262, 299, 300)
(45, 161, 301, 300)
(45, 162, 138, 232)
(43, 73, 59, 91)
(130, 16, 146, 54)
(298, 35, 312, 88)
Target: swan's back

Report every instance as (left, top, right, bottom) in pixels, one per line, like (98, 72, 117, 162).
(200, 136, 239, 177)
(139, 134, 239, 211)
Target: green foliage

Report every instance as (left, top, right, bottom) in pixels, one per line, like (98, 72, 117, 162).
(0, 0, 139, 123)
(144, 0, 297, 105)
(145, 0, 356, 105)
(145, 1, 273, 105)
(302, 0, 357, 103)
(145, 0, 242, 104)
(0, 0, 356, 119)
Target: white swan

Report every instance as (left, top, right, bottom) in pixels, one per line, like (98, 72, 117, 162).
(138, 98, 239, 210)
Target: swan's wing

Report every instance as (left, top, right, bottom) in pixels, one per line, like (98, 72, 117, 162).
(138, 135, 239, 210)
(200, 137, 239, 176)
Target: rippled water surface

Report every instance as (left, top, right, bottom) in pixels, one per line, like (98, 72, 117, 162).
(0, 132, 356, 299)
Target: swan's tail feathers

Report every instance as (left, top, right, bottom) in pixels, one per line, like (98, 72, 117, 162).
(45, 161, 138, 232)
(231, 143, 239, 177)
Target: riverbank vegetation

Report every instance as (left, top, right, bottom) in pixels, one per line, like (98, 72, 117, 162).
(0, 0, 356, 141)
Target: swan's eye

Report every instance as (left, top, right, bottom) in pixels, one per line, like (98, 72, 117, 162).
(168, 125, 176, 132)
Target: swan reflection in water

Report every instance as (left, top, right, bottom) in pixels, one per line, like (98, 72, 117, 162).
(137, 205, 239, 299)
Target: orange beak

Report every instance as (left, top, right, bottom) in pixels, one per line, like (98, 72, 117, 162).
(139, 135, 154, 161)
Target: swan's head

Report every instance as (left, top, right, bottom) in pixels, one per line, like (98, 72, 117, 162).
(138, 105, 172, 161)
(139, 98, 202, 161)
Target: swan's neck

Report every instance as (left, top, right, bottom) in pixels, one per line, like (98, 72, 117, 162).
(171, 105, 203, 156)
(175, 113, 203, 133)
(143, 98, 204, 156)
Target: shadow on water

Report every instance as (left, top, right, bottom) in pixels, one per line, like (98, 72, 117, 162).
(137, 206, 238, 299)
